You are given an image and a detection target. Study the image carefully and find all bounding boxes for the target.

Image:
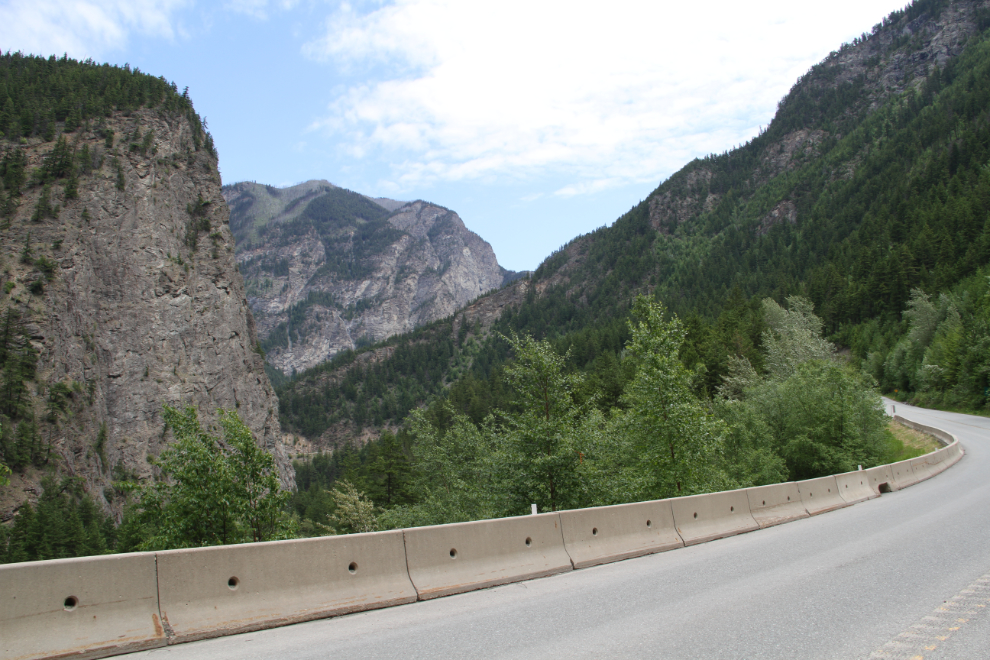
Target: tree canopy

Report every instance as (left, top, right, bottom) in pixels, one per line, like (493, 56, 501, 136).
(123, 406, 294, 550)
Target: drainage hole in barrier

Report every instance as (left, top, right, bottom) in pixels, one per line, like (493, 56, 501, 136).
(348, 562, 358, 574)
(762, 500, 766, 506)
(828, 488, 832, 493)
(228, 577, 239, 590)
(525, 537, 532, 547)
(787, 496, 791, 501)
(592, 527, 598, 536)
(879, 483, 891, 493)
(693, 512, 698, 519)
(449, 548, 457, 558)
(646, 520, 652, 528)
(63, 596, 78, 611)
(730, 506, 734, 512)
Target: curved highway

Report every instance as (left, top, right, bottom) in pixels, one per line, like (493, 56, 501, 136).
(125, 401, 990, 659)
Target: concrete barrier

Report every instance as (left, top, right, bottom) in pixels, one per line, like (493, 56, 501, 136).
(927, 447, 949, 476)
(797, 476, 850, 515)
(745, 483, 809, 529)
(403, 513, 572, 600)
(156, 531, 416, 642)
(932, 441, 961, 469)
(909, 456, 935, 483)
(0, 552, 165, 660)
(669, 489, 759, 545)
(834, 471, 877, 504)
(887, 458, 921, 490)
(893, 416, 954, 446)
(946, 441, 965, 465)
(889, 416, 966, 480)
(2, 416, 968, 660)
(558, 500, 683, 568)
(863, 464, 894, 495)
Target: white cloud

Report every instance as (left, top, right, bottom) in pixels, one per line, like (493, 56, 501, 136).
(554, 178, 624, 198)
(224, 0, 300, 20)
(305, 0, 905, 195)
(0, 0, 189, 59)
(224, 0, 271, 19)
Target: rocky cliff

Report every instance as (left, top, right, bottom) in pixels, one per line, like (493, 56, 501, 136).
(225, 181, 514, 375)
(1, 108, 292, 519)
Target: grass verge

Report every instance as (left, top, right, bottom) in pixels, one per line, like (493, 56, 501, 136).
(883, 420, 941, 463)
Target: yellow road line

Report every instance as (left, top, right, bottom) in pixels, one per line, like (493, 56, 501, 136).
(866, 573, 990, 659)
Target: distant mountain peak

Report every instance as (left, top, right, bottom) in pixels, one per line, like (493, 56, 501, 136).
(365, 195, 409, 212)
(224, 182, 514, 374)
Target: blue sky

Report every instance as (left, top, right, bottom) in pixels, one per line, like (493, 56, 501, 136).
(1, 0, 909, 271)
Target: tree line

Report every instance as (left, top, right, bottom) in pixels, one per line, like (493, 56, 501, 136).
(3, 294, 917, 562)
(288, 296, 908, 533)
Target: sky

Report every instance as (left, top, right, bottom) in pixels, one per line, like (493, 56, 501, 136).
(1, 0, 911, 272)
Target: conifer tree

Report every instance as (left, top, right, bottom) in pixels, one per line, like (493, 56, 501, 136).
(618, 297, 730, 498)
(496, 332, 587, 512)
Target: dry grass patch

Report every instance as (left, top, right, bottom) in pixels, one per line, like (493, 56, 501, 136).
(884, 420, 941, 462)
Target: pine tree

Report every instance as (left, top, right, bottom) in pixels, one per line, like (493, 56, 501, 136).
(496, 332, 586, 512)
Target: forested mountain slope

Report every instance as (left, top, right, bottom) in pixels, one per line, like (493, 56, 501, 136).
(0, 54, 291, 521)
(225, 181, 516, 375)
(276, 0, 990, 449)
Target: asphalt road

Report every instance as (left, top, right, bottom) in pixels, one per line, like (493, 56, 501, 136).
(124, 401, 990, 660)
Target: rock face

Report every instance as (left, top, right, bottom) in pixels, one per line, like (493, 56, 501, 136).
(0, 109, 292, 518)
(225, 181, 514, 375)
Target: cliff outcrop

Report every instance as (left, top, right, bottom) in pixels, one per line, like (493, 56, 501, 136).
(1, 107, 292, 519)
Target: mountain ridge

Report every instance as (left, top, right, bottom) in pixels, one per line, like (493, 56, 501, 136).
(225, 180, 519, 375)
(273, 0, 990, 447)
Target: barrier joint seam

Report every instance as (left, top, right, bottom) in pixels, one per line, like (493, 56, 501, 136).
(554, 513, 578, 570)
(401, 530, 423, 602)
(154, 552, 176, 643)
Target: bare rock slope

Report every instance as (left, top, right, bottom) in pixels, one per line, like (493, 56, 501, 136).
(225, 181, 514, 375)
